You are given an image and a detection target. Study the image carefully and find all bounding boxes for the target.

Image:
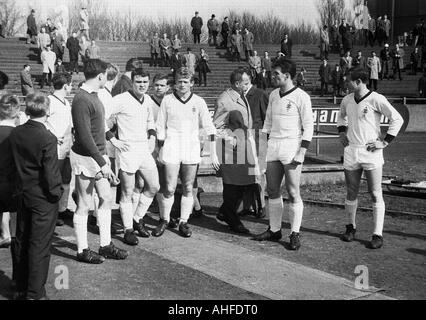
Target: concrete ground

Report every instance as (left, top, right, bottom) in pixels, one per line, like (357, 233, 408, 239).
(0, 196, 424, 300)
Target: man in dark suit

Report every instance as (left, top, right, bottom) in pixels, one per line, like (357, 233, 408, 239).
(66, 32, 81, 74)
(170, 49, 185, 81)
(319, 59, 332, 96)
(220, 17, 230, 49)
(9, 92, 63, 300)
(191, 11, 203, 44)
(241, 69, 268, 218)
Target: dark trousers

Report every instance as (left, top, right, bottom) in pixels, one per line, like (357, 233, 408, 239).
(12, 195, 58, 299)
(198, 71, 207, 86)
(245, 50, 253, 61)
(69, 58, 78, 73)
(381, 61, 390, 79)
(220, 34, 228, 48)
(193, 33, 201, 44)
(368, 31, 376, 46)
(221, 183, 247, 227)
(411, 61, 418, 75)
(58, 158, 72, 185)
(333, 84, 342, 96)
(151, 53, 159, 67)
(369, 79, 378, 91)
(41, 72, 52, 88)
(392, 64, 402, 80)
(320, 81, 329, 95)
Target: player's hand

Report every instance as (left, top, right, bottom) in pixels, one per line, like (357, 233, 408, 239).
(339, 132, 349, 147)
(110, 137, 130, 152)
(291, 148, 306, 166)
(99, 164, 113, 181)
(366, 140, 388, 152)
(210, 152, 220, 171)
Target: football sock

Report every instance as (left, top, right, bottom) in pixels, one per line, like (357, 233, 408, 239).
(119, 202, 133, 231)
(134, 194, 154, 222)
(289, 201, 303, 233)
(269, 197, 284, 233)
(180, 196, 194, 224)
(345, 199, 358, 229)
(97, 209, 112, 247)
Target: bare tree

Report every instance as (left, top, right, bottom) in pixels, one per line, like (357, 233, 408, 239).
(316, 0, 346, 28)
(0, 0, 22, 37)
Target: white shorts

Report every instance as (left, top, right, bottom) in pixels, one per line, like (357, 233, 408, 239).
(57, 137, 72, 160)
(117, 142, 157, 174)
(344, 145, 384, 171)
(70, 150, 110, 178)
(266, 138, 301, 165)
(160, 136, 201, 165)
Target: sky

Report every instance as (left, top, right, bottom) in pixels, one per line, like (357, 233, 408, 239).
(16, 0, 321, 26)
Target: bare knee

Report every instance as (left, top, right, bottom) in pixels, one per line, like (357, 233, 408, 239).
(181, 182, 193, 197)
(369, 190, 383, 203)
(287, 189, 301, 203)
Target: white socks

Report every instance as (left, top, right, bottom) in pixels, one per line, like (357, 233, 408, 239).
(120, 202, 133, 231)
(268, 197, 284, 233)
(180, 196, 193, 224)
(134, 194, 154, 222)
(73, 213, 88, 254)
(345, 199, 358, 229)
(97, 209, 111, 247)
(131, 192, 141, 216)
(59, 184, 70, 212)
(159, 194, 174, 222)
(289, 201, 303, 233)
(192, 188, 201, 211)
(373, 201, 385, 236)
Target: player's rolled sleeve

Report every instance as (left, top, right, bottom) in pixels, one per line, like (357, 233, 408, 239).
(300, 96, 314, 143)
(336, 100, 348, 132)
(199, 100, 216, 136)
(376, 96, 404, 138)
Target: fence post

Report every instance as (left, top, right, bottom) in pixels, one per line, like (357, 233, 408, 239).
(316, 112, 320, 156)
(333, 96, 337, 105)
(403, 97, 407, 105)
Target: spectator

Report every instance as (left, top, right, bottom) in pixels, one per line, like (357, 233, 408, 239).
(150, 32, 161, 67)
(248, 50, 262, 86)
(391, 44, 404, 81)
(339, 19, 349, 48)
(343, 26, 354, 53)
(280, 33, 292, 58)
(422, 44, 426, 73)
(0, 22, 4, 38)
(191, 11, 203, 44)
(85, 39, 100, 60)
(413, 18, 425, 47)
(26, 9, 37, 44)
(296, 67, 307, 88)
(9, 92, 63, 300)
(320, 25, 330, 60)
(170, 49, 185, 81)
(66, 32, 80, 74)
(51, 28, 65, 63)
(232, 20, 241, 34)
(79, 35, 89, 69)
(184, 47, 197, 77)
(319, 59, 331, 96)
(55, 58, 66, 74)
(243, 27, 254, 61)
(340, 50, 353, 73)
(410, 47, 420, 75)
(207, 14, 219, 46)
(112, 58, 143, 96)
(37, 27, 51, 61)
(42, 18, 55, 36)
(330, 20, 340, 53)
(331, 64, 344, 97)
(230, 30, 243, 62)
(172, 34, 182, 51)
(383, 14, 391, 44)
(196, 48, 210, 87)
(418, 71, 426, 97)
(353, 51, 367, 69)
(159, 33, 172, 67)
(261, 51, 272, 88)
(376, 16, 385, 46)
(220, 17, 230, 49)
(273, 51, 285, 64)
(367, 51, 381, 91)
(0, 94, 20, 250)
(20, 64, 34, 96)
(380, 43, 391, 80)
(40, 44, 56, 89)
(80, 6, 90, 40)
(0, 71, 8, 91)
(368, 15, 376, 46)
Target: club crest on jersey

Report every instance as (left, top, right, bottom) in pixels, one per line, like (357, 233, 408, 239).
(192, 106, 196, 114)
(287, 102, 292, 112)
(362, 106, 368, 118)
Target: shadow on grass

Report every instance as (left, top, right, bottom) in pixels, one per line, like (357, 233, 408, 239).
(384, 230, 426, 241)
(0, 270, 13, 300)
(406, 248, 426, 256)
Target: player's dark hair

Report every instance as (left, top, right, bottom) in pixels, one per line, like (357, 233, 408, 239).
(272, 57, 297, 79)
(25, 92, 50, 118)
(52, 73, 72, 90)
(131, 68, 150, 81)
(0, 94, 20, 120)
(84, 59, 108, 80)
(0, 71, 9, 90)
(153, 73, 172, 85)
(106, 63, 119, 81)
(346, 67, 369, 83)
(125, 58, 143, 72)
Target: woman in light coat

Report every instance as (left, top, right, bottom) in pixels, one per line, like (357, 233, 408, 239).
(367, 51, 381, 91)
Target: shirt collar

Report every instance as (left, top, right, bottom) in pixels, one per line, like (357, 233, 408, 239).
(0, 119, 16, 127)
(80, 83, 98, 93)
(244, 84, 253, 95)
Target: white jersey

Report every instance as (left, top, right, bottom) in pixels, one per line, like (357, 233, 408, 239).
(337, 91, 404, 146)
(98, 86, 114, 127)
(263, 87, 313, 143)
(108, 91, 155, 143)
(156, 92, 216, 141)
(47, 94, 73, 159)
(150, 95, 161, 122)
